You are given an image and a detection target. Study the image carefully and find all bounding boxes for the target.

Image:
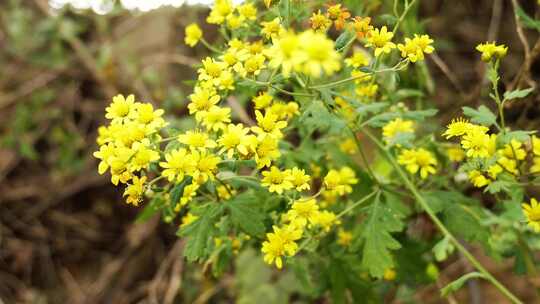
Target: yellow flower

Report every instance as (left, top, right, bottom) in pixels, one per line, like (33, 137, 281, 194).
(447, 146, 465, 162)
(442, 118, 473, 139)
(123, 176, 147, 206)
(198, 57, 226, 85)
(178, 183, 200, 209)
(337, 229, 353, 247)
(497, 156, 518, 175)
(261, 166, 294, 194)
(178, 130, 217, 150)
(184, 23, 202, 47)
(340, 138, 358, 155)
(522, 198, 540, 232)
(252, 110, 287, 138)
(286, 199, 320, 227)
(382, 118, 415, 144)
(345, 51, 370, 68)
(460, 127, 492, 158)
(287, 167, 311, 191)
(468, 170, 490, 188)
(532, 157, 540, 173)
(252, 91, 273, 109)
(383, 269, 397, 281)
(532, 135, 540, 156)
(218, 123, 253, 158)
(238, 3, 257, 20)
(207, 0, 233, 25)
(265, 31, 303, 78)
(476, 42, 508, 62)
(217, 184, 236, 200)
(244, 53, 266, 75)
(255, 134, 281, 168)
(502, 139, 526, 161)
(365, 26, 396, 57)
(312, 210, 339, 232)
(324, 167, 359, 195)
(200, 106, 231, 131)
(355, 83, 378, 98)
(261, 18, 284, 39)
(397, 148, 438, 179)
(192, 149, 220, 184)
(188, 86, 220, 117)
(397, 34, 434, 62)
(159, 148, 197, 182)
(298, 30, 341, 78)
(310, 10, 332, 32)
(180, 213, 199, 228)
(261, 225, 302, 269)
(105, 94, 135, 122)
(128, 141, 160, 172)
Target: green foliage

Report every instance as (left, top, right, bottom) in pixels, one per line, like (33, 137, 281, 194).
(225, 190, 267, 237)
(462, 105, 497, 126)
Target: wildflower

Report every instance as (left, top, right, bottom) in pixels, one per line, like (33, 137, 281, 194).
(252, 110, 287, 138)
(201, 106, 231, 131)
(192, 150, 220, 184)
(94, 143, 117, 175)
(340, 138, 358, 155)
(356, 83, 378, 98)
(198, 57, 226, 84)
(188, 86, 220, 117)
(178, 130, 217, 150)
(218, 123, 253, 158)
(365, 26, 396, 57)
(522, 198, 540, 232)
(286, 199, 320, 227)
(337, 229, 353, 247)
(531, 157, 540, 174)
(383, 269, 397, 281)
(123, 176, 147, 206)
(160, 148, 196, 182)
(351, 69, 372, 83)
(345, 51, 370, 68)
(217, 185, 236, 200)
(261, 18, 283, 39)
(502, 139, 526, 161)
(252, 92, 273, 109)
(382, 118, 415, 144)
(255, 134, 281, 168)
(468, 170, 490, 187)
(325, 3, 350, 30)
(488, 164, 503, 180)
(261, 225, 302, 269)
(312, 210, 339, 232)
(207, 0, 233, 25)
(226, 14, 244, 30)
(397, 148, 438, 179)
(184, 23, 202, 47)
(533, 135, 540, 156)
(397, 34, 434, 62)
(105, 94, 135, 122)
(237, 3, 257, 20)
(476, 42, 508, 62)
(244, 53, 266, 75)
(460, 127, 491, 158)
(298, 30, 341, 78)
(497, 156, 518, 175)
(129, 141, 160, 172)
(261, 166, 294, 194)
(447, 146, 465, 162)
(324, 167, 359, 195)
(310, 10, 332, 32)
(178, 183, 200, 208)
(265, 31, 303, 78)
(287, 167, 311, 191)
(351, 16, 373, 39)
(181, 213, 199, 228)
(442, 118, 473, 139)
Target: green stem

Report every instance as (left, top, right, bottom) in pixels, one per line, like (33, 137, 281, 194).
(361, 128, 523, 304)
(392, 0, 417, 34)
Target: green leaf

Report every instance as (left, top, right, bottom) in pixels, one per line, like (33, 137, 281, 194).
(441, 272, 487, 297)
(136, 196, 165, 223)
(170, 176, 193, 209)
(462, 105, 497, 126)
(432, 236, 455, 262)
(178, 204, 223, 262)
(365, 109, 437, 127)
(498, 130, 535, 144)
(360, 193, 404, 278)
(503, 87, 534, 101)
(225, 191, 266, 237)
(515, 5, 540, 32)
(335, 29, 355, 51)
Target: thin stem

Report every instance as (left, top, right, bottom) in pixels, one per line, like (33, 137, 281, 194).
(200, 38, 222, 53)
(336, 190, 380, 219)
(392, 0, 417, 34)
(361, 128, 523, 304)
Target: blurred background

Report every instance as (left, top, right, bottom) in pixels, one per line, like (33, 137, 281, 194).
(0, 0, 539, 303)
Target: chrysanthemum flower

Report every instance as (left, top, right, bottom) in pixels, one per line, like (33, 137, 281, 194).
(397, 148, 438, 179)
(261, 166, 294, 194)
(365, 26, 396, 57)
(287, 167, 311, 191)
(123, 176, 147, 206)
(476, 42, 508, 62)
(442, 118, 473, 139)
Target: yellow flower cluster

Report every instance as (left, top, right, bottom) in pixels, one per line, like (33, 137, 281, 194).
(443, 118, 538, 187)
(94, 94, 166, 205)
(207, 0, 257, 30)
(476, 42, 508, 62)
(398, 148, 438, 179)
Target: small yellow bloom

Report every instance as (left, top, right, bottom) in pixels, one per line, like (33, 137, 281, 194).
(287, 167, 311, 191)
(324, 167, 359, 195)
(207, 0, 233, 25)
(261, 225, 302, 269)
(351, 16, 373, 39)
(442, 118, 473, 139)
(468, 170, 490, 188)
(298, 30, 341, 78)
(159, 148, 197, 182)
(286, 198, 320, 227)
(337, 229, 353, 247)
(252, 91, 273, 109)
(310, 10, 332, 32)
(345, 51, 370, 68)
(365, 26, 396, 57)
(261, 18, 284, 39)
(382, 118, 415, 144)
(178, 130, 217, 151)
(181, 213, 199, 227)
(261, 166, 294, 194)
(447, 146, 465, 162)
(184, 23, 202, 47)
(105, 94, 135, 122)
(476, 42, 508, 62)
(397, 148, 438, 179)
(522, 198, 540, 232)
(123, 176, 147, 206)
(383, 269, 397, 281)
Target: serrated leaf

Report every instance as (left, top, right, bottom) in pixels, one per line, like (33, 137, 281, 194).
(170, 176, 193, 209)
(503, 87, 535, 101)
(498, 130, 535, 144)
(441, 272, 486, 297)
(226, 191, 266, 237)
(462, 105, 497, 126)
(360, 193, 404, 278)
(178, 204, 223, 262)
(432, 236, 455, 262)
